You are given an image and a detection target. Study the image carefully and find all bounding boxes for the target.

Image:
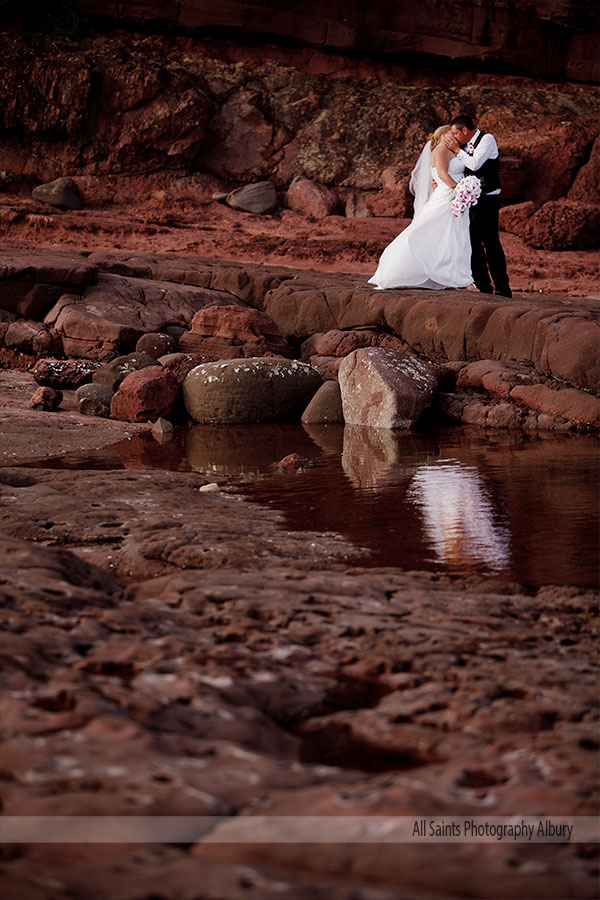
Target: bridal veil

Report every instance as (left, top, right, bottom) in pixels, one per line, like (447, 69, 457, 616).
(408, 140, 433, 218)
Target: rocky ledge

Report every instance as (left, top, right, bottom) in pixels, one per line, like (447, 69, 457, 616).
(1, 248, 599, 433)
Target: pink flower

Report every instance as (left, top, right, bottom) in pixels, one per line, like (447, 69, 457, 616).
(451, 175, 482, 217)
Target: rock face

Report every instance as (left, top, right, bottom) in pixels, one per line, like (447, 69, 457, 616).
(1, 32, 596, 217)
(15, 0, 597, 81)
(183, 357, 322, 423)
(179, 305, 293, 358)
(110, 365, 180, 422)
(568, 134, 600, 202)
(0, 249, 96, 318)
(339, 348, 437, 429)
(524, 200, 600, 250)
(32, 176, 82, 210)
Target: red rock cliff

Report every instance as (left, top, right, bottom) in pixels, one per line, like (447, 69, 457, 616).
(3, 0, 598, 81)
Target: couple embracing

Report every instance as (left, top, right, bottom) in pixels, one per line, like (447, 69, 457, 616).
(369, 115, 512, 299)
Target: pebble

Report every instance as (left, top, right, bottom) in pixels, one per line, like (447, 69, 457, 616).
(199, 482, 220, 492)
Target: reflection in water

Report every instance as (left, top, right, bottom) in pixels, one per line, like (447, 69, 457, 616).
(409, 461, 511, 574)
(341, 425, 403, 489)
(21, 422, 599, 589)
(340, 424, 438, 490)
(185, 423, 321, 479)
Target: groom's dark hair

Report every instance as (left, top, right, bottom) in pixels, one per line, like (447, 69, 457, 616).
(451, 115, 476, 130)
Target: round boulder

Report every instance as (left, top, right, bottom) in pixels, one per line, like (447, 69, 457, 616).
(287, 178, 339, 219)
(76, 383, 115, 405)
(183, 357, 322, 424)
(136, 332, 178, 359)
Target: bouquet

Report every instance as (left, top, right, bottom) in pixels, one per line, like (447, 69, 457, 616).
(451, 175, 482, 217)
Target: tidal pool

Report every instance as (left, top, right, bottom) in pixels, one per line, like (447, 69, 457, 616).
(28, 422, 599, 591)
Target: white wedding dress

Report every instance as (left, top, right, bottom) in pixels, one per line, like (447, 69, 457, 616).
(368, 156, 473, 290)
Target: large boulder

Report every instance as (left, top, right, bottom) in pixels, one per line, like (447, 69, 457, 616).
(32, 176, 82, 210)
(226, 182, 277, 214)
(287, 178, 339, 219)
(521, 200, 600, 250)
(179, 306, 293, 359)
(183, 357, 322, 424)
(338, 348, 437, 429)
(46, 273, 239, 360)
(110, 366, 180, 423)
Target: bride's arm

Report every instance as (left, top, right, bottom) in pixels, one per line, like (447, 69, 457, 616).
(434, 148, 458, 189)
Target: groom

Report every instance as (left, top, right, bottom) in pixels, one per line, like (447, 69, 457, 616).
(443, 115, 512, 298)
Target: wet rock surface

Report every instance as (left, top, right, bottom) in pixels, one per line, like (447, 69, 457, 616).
(0, 456, 597, 898)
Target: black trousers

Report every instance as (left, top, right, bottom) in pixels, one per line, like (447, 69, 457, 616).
(469, 195, 511, 297)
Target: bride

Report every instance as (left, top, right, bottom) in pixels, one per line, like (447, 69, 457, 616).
(368, 125, 473, 290)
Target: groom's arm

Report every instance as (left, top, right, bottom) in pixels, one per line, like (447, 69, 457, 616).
(455, 133, 498, 171)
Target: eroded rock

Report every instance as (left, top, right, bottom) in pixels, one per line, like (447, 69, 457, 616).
(29, 386, 62, 411)
(179, 305, 293, 359)
(524, 200, 600, 250)
(110, 366, 180, 423)
(32, 358, 102, 388)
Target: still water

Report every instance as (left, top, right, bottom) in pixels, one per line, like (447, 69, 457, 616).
(30, 423, 599, 591)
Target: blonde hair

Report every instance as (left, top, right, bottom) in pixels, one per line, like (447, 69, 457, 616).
(429, 124, 451, 151)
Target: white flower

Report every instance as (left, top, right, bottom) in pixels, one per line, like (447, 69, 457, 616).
(451, 175, 482, 217)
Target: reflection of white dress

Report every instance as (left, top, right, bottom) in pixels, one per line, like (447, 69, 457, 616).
(409, 461, 511, 572)
(368, 158, 473, 290)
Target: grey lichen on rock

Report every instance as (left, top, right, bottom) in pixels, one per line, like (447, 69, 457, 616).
(183, 356, 322, 423)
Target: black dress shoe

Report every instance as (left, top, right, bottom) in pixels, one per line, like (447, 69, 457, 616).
(494, 289, 512, 299)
